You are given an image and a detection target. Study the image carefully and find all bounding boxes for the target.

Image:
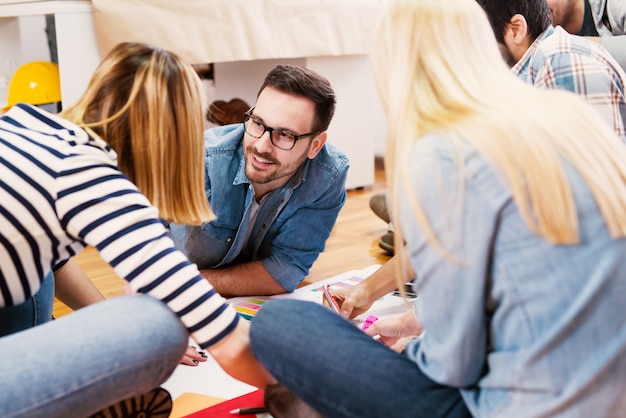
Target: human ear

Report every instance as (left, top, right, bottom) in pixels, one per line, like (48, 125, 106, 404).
(507, 14, 529, 45)
(306, 131, 327, 159)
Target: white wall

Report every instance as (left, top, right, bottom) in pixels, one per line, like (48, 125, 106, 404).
(214, 56, 381, 189)
(1, 14, 388, 160)
(17, 15, 51, 62)
(0, 15, 51, 106)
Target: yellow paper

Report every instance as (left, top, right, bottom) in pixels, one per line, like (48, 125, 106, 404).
(171, 392, 226, 418)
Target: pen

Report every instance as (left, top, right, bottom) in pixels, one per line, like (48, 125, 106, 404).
(322, 283, 341, 313)
(229, 406, 268, 415)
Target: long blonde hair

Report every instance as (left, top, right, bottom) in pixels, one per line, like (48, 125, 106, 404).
(61, 42, 212, 225)
(372, 0, 626, 275)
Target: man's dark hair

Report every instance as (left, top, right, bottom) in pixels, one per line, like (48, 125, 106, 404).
(476, 0, 552, 44)
(258, 64, 336, 133)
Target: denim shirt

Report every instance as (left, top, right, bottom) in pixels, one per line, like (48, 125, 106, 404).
(169, 124, 349, 292)
(401, 135, 626, 417)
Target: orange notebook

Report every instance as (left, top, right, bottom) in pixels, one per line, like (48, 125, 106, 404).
(183, 389, 265, 417)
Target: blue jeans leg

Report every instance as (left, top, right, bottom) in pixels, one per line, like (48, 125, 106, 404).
(0, 271, 55, 337)
(250, 299, 471, 418)
(0, 295, 188, 418)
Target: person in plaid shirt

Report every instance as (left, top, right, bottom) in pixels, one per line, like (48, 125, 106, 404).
(478, 0, 626, 143)
(546, 0, 626, 70)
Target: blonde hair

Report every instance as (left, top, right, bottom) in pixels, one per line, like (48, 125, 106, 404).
(61, 42, 213, 225)
(372, 0, 626, 278)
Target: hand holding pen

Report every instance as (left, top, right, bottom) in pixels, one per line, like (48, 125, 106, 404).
(323, 282, 376, 319)
(322, 284, 342, 314)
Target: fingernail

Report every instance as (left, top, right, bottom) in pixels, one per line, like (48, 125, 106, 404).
(199, 351, 207, 358)
(193, 359, 199, 364)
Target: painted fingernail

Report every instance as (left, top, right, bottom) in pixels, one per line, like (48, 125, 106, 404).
(193, 359, 199, 364)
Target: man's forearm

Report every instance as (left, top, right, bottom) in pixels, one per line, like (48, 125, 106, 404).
(200, 260, 286, 297)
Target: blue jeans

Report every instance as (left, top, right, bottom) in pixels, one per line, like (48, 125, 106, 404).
(250, 300, 471, 418)
(0, 271, 55, 337)
(0, 295, 187, 418)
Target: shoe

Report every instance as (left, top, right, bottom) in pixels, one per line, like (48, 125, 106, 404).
(378, 230, 395, 255)
(206, 98, 251, 126)
(263, 383, 322, 418)
(369, 192, 390, 224)
(89, 387, 173, 418)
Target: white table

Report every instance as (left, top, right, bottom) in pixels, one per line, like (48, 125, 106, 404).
(0, 1, 100, 109)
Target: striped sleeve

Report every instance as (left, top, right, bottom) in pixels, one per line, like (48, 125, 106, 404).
(0, 104, 238, 348)
(59, 165, 240, 348)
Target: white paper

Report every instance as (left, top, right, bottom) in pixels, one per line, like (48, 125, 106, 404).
(163, 264, 412, 401)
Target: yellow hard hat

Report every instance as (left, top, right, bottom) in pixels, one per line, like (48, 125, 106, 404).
(3, 61, 61, 111)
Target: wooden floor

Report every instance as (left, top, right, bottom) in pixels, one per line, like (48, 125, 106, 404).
(53, 158, 391, 318)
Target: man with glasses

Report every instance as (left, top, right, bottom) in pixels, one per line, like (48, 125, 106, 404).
(169, 64, 349, 297)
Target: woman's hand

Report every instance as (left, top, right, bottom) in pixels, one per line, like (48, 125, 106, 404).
(330, 285, 376, 319)
(364, 308, 422, 353)
(179, 345, 208, 366)
(327, 256, 415, 319)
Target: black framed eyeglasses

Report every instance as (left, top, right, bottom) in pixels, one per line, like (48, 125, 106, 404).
(242, 108, 320, 151)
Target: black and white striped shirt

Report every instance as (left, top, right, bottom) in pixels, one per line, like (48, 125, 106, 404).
(0, 104, 238, 348)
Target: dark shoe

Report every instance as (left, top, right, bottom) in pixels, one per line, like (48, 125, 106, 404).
(369, 192, 390, 224)
(263, 383, 322, 418)
(89, 387, 172, 418)
(379, 230, 395, 255)
(207, 98, 251, 126)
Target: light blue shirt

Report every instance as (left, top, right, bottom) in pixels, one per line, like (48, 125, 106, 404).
(401, 134, 626, 417)
(170, 124, 349, 292)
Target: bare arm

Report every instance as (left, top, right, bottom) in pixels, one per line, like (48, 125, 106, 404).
(207, 319, 274, 388)
(200, 260, 286, 297)
(54, 257, 105, 310)
(332, 254, 415, 319)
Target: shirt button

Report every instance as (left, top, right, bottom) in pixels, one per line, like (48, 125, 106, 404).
(226, 237, 233, 243)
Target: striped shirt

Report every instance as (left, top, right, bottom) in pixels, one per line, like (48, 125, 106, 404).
(0, 104, 238, 348)
(513, 25, 626, 143)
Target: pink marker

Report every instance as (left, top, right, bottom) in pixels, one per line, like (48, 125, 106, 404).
(361, 315, 378, 331)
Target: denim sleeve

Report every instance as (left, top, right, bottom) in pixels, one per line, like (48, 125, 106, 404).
(261, 168, 348, 292)
(400, 136, 502, 387)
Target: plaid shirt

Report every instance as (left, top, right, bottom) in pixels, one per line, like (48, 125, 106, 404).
(513, 25, 626, 143)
